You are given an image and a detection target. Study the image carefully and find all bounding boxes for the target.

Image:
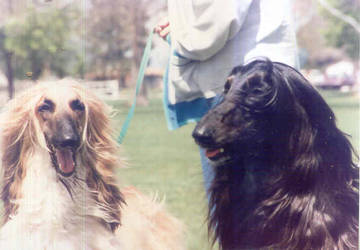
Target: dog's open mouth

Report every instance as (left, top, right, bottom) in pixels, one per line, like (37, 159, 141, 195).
(48, 144, 77, 177)
(205, 148, 225, 160)
(204, 147, 233, 164)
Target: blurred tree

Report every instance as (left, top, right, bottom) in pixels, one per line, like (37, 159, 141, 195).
(130, 0, 149, 103)
(4, 7, 79, 81)
(0, 0, 19, 99)
(295, 0, 328, 68)
(320, 0, 359, 61)
(86, 0, 132, 81)
(86, 0, 150, 102)
(0, 28, 15, 99)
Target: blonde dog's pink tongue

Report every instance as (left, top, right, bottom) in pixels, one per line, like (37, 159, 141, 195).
(55, 149, 75, 174)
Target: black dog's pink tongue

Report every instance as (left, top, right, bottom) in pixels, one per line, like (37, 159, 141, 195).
(206, 149, 221, 159)
(55, 149, 75, 174)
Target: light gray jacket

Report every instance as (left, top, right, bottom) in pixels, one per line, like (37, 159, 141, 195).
(167, 0, 298, 104)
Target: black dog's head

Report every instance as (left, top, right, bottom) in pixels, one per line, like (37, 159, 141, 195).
(193, 59, 356, 178)
(194, 60, 294, 164)
(193, 59, 359, 250)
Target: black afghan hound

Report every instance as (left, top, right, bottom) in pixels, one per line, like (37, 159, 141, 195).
(192, 60, 359, 250)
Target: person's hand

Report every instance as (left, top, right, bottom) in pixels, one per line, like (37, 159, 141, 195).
(154, 17, 170, 41)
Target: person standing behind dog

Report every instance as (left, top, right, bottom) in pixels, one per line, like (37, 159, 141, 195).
(154, 0, 299, 195)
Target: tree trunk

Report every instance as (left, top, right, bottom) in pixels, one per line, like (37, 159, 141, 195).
(5, 51, 14, 99)
(5, 0, 14, 99)
(131, 0, 148, 105)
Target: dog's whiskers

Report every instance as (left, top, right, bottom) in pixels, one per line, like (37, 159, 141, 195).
(58, 174, 85, 202)
(58, 177, 75, 201)
(74, 175, 86, 183)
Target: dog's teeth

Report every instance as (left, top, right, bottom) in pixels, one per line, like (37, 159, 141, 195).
(220, 148, 224, 153)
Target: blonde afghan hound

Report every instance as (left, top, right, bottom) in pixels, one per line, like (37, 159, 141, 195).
(0, 80, 184, 250)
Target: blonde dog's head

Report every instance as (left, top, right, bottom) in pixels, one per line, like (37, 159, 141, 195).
(0, 80, 124, 231)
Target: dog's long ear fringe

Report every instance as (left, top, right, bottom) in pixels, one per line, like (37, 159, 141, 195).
(287, 77, 358, 190)
(287, 102, 358, 246)
(81, 92, 125, 231)
(252, 63, 358, 248)
(275, 75, 359, 246)
(0, 92, 39, 224)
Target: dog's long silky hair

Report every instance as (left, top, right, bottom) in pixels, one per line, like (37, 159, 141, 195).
(0, 80, 124, 230)
(193, 60, 359, 249)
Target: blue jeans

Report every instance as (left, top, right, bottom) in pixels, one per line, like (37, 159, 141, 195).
(198, 94, 223, 199)
(200, 147, 214, 199)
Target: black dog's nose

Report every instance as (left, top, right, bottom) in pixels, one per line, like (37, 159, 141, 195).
(192, 124, 214, 145)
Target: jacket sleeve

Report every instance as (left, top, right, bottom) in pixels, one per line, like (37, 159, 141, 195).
(168, 0, 253, 61)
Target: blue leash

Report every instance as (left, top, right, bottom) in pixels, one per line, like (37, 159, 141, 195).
(117, 32, 154, 144)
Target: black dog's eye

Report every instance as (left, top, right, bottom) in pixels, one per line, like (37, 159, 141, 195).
(224, 82, 231, 94)
(70, 99, 85, 111)
(224, 75, 234, 94)
(37, 99, 54, 112)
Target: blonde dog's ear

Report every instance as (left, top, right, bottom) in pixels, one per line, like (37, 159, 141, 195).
(79, 90, 124, 232)
(0, 87, 43, 224)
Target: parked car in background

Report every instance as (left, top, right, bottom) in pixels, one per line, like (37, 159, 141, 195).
(314, 61, 356, 90)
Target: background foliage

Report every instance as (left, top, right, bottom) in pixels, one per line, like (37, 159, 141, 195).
(322, 0, 359, 60)
(4, 7, 77, 79)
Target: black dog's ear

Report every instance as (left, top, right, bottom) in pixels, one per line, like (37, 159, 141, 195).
(239, 61, 299, 116)
(240, 69, 276, 112)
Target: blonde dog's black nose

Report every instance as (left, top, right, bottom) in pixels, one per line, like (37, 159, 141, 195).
(53, 117, 80, 148)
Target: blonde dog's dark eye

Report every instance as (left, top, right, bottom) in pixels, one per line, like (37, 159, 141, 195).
(70, 99, 85, 111)
(38, 100, 54, 112)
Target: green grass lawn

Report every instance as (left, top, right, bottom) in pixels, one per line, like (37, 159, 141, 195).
(319, 90, 359, 150)
(110, 98, 211, 250)
(110, 89, 359, 250)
